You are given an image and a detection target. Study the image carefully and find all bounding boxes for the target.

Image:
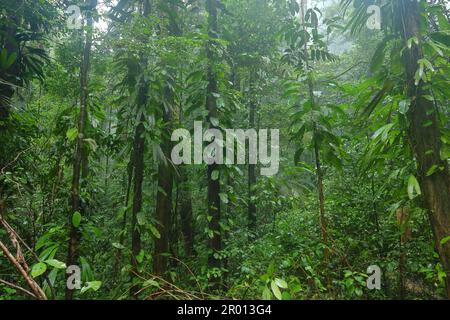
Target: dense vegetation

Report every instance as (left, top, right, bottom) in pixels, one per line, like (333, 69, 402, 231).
(0, 0, 449, 300)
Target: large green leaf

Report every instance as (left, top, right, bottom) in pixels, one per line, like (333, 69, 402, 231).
(72, 211, 82, 228)
(31, 262, 47, 278)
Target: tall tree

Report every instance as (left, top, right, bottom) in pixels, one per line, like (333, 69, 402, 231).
(400, 0, 450, 297)
(66, 0, 97, 300)
(129, 0, 152, 296)
(153, 0, 185, 276)
(247, 73, 257, 231)
(205, 0, 222, 279)
(284, 0, 337, 264)
(345, 0, 450, 297)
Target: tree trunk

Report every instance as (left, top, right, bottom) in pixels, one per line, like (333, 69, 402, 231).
(129, 0, 151, 297)
(114, 153, 133, 276)
(314, 136, 329, 263)
(153, 93, 173, 277)
(397, 207, 411, 299)
(247, 76, 257, 232)
(179, 168, 194, 257)
(401, 0, 450, 298)
(205, 0, 222, 279)
(300, 1, 329, 264)
(153, 2, 180, 277)
(130, 113, 145, 292)
(66, 0, 96, 300)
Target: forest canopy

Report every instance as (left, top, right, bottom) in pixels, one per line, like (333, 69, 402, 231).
(0, 0, 449, 301)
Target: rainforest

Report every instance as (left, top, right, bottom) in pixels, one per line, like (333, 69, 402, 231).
(0, 0, 449, 301)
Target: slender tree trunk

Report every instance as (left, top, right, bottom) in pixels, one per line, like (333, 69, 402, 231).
(114, 154, 133, 275)
(313, 136, 329, 263)
(130, 112, 145, 291)
(179, 167, 194, 257)
(247, 75, 257, 232)
(397, 207, 411, 299)
(205, 0, 222, 279)
(153, 3, 180, 277)
(300, 1, 329, 264)
(175, 68, 194, 257)
(153, 95, 173, 276)
(66, 0, 96, 300)
(401, 0, 450, 298)
(129, 0, 151, 297)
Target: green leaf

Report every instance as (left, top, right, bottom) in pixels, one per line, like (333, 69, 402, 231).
(112, 242, 125, 250)
(262, 286, 271, 300)
(5, 52, 17, 69)
(211, 170, 219, 181)
(66, 128, 78, 141)
(143, 279, 160, 288)
(72, 211, 82, 228)
(440, 236, 450, 246)
(407, 175, 421, 200)
(370, 38, 389, 73)
(219, 193, 229, 204)
(271, 280, 282, 300)
(426, 165, 439, 177)
(149, 224, 161, 239)
(83, 138, 98, 151)
(80, 281, 102, 294)
(136, 250, 145, 264)
(275, 278, 288, 289)
(398, 99, 411, 115)
(137, 211, 146, 226)
(31, 262, 47, 278)
(45, 259, 66, 269)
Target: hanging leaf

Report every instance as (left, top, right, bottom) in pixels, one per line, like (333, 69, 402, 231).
(66, 128, 78, 141)
(440, 235, 450, 246)
(80, 281, 102, 294)
(72, 211, 82, 227)
(275, 278, 288, 289)
(149, 224, 161, 239)
(137, 211, 146, 226)
(219, 193, 229, 204)
(31, 262, 47, 278)
(136, 250, 145, 264)
(398, 99, 411, 115)
(142, 279, 160, 288)
(407, 175, 421, 200)
(45, 259, 66, 269)
(211, 170, 219, 181)
(271, 280, 282, 300)
(112, 242, 125, 250)
(262, 286, 271, 300)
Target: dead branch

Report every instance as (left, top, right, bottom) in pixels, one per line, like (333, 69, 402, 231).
(0, 215, 55, 298)
(0, 240, 47, 300)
